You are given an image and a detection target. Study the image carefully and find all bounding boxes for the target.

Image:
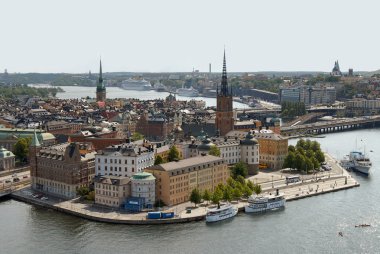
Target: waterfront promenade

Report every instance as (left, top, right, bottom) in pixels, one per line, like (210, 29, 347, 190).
(9, 153, 359, 225)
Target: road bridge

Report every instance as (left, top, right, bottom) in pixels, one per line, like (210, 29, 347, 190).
(281, 115, 380, 136)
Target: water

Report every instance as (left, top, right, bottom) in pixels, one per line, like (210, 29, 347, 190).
(1, 130, 380, 254)
(55, 86, 250, 109)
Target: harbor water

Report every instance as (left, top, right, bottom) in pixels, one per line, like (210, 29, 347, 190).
(1, 129, 380, 253)
(55, 86, 250, 109)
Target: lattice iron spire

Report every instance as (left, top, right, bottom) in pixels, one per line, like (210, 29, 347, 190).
(220, 49, 229, 96)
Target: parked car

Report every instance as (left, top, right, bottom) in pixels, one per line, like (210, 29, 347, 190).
(23, 175, 28, 179)
(5, 179, 11, 183)
(41, 197, 49, 201)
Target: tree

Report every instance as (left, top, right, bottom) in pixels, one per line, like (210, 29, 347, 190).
(203, 189, 211, 204)
(154, 155, 164, 165)
(208, 145, 221, 157)
(295, 153, 305, 170)
(304, 158, 314, 173)
(232, 188, 242, 201)
(231, 162, 248, 179)
(86, 191, 95, 201)
(236, 175, 246, 186)
(131, 132, 144, 141)
(223, 186, 233, 202)
(296, 139, 306, 149)
(247, 180, 255, 191)
(283, 151, 296, 168)
(77, 186, 90, 197)
(311, 141, 321, 152)
(312, 157, 320, 170)
(190, 188, 202, 207)
(168, 145, 180, 162)
(14, 137, 31, 162)
(252, 183, 262, 195)
(288, 145, 296, 153)
(315, 150, 325, 163)
(211, 188, 223, 208)
(243, 185, 253, 198)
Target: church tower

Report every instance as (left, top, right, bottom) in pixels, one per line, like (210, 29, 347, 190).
(215, 50, 234, 136)
(96, 59, 106, 103)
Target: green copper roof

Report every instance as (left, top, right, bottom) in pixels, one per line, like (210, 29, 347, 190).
(0, 146, 15, 158)
(132, 172, 156, 180)
(31, 129, 41, 147)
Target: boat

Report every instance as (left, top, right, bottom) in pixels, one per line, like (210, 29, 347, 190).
(205, 203, 238, 223)
(340, 151, 372, 175)
(120, 78, 152, 91)
(245, 191, 285, 213)
(153, 82, 167, 92)
(176, 86, 199, 97)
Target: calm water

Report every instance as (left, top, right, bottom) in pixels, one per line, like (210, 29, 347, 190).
(55, 86, 250, 109)
(1, 130, 380, 254)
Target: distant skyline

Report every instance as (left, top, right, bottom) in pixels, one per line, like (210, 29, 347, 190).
(2, 0, 380, 73)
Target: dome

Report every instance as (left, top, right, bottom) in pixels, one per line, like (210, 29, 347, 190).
(0, 146, 14, 158)
(240, 131, 258, 145)
(197, 136, 215, 151)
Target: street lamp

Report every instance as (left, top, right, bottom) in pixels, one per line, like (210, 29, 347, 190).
(271, 175, 274, 189)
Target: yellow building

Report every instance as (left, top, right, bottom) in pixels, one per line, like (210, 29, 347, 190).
(145, 155, 229, 206)
(252, 132, 288, 170)
(95, 176, 131, 208)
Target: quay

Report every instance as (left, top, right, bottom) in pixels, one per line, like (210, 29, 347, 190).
(6, 153, 359, 225)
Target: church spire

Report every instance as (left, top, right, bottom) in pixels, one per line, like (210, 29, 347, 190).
(31, 128, 41, 147)
(97, 59, 105, 91)
(220, 49, 229, 96)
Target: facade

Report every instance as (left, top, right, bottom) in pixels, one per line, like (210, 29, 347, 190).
(0, 146, 15, 171)
(96, 60, 106, 103)
(94, 176, 131, 208)
(30, 137, 96, 199)
(216, 51, 234, 136)
(0, 128, 55, 151)
(252, 132, 288, 170)
(135, 112, 174, 141)
(279, 85, 336, 105)
(345, 99, 380, 116)
(95, 143, 155, 178)
(145, 155, 229, 206)
(131, 172, 156, 208)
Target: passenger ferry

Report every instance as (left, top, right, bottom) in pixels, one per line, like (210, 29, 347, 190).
(120, 78, 152, 91)
(340, 151, 372, 175)
(176, 86, 199, 97)
(206, 203, 238, 223)
(245, 191, 285, 213)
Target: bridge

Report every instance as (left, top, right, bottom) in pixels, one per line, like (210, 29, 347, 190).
(281, 115, 380, 136)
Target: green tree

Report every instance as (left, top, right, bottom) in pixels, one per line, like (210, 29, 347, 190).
(86, 191, 95, 201)
(315, 150, 325, 163)
(211, 188, 223, 208)
(168, 145, 180, 162)
(252, 183, 262, 195)
(190, 188, 202, 207)
(288, 145, 296, 153)
(223, 186, 233, 202)
(236, 175, 246, 186)
(303, 158, 314, 173)
(311, 141, 321, 152)
(231, 162, 248, 179)
(154, 155, 164, 165)
(14, 137, 31, 162)
(203, 189, 211, 204)
(131, 132, 144, 141)
(208, 145, 221, 157)
(283, 151, 296, 168)
(232, 188, 242, 201)
(295, 153, 305, 170)
(312, 157, 320, 170)
(243, 185, 253, 198)
(247, 180, 255, 191)
(77, 186, 90, 197)
(296, 139, 306, 149)
(227, 177, 237, 188)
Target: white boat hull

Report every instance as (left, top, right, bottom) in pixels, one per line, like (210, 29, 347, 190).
(206, 206, 238, 223)
(245, 199, 286, 213)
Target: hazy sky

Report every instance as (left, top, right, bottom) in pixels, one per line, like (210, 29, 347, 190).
(2, 0, 380, 73)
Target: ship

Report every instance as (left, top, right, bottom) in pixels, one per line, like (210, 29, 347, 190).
(245, 191, 285, 213)
(206, 203, 238, 223)
(340, 151, 372, 175)
(176, 86, 199, 97)
(120, 78, 152, 91)
(153, 82, 168, 92)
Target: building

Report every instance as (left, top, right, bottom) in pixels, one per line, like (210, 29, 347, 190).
(331, 60, 342, 77)
(131, 172, 155, 208)
(145, 155, 229, 206)
(96, 60, 106, 103)
(215, 50, 234, 136)
(30, 136, 96, 199)
(94, 176, 131, 208)
(252, 132, 288, 170)
(95, 143, 155, 178)
(135, 112, 174, 141)
(345, 98, 380, 116)
(279, 85, 336, 105)
(0, 146, 15, 171)
(0, 127, 55, 151)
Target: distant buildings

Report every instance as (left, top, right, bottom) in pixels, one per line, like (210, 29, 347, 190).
(146, 155, 229, 206)
(279, 85, 336, 105)
(95, 143, 155, 178)
(331, 60, 342, 77)
(345, 98, 380, 116)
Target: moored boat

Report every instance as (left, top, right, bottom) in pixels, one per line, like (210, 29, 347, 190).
(340, 151, 372, 175)
(245, 191, 285, 213)
(206, 203, 238, 223)
(176, 86, 199, 97)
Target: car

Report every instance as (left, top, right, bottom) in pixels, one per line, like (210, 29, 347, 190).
(13, 177, 20, 182)
(41, 197, 49, 201)
(32, 194, 39, 198)
(5, 180, 11, 183)
(22, 175, 28, 179)
(12, 173, 17, 177)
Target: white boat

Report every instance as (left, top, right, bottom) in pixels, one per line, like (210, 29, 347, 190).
(120, 78, 152, 91)
(153, 82, 167, 92)
(176, 86, 199, 97)
(206, 203, 238, 223)
(341, 151, 372, 175)
(245, 192, 285, 213)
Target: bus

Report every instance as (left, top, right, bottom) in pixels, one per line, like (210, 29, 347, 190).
(286, 175, 300, 184)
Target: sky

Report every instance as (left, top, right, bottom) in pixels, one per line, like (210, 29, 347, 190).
(1, 0, 380, 73)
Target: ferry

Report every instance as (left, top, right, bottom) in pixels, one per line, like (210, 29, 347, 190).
(176, 86, 199, 97)
(206, 203, 238, 223)
(153, 82, 167, 92)
(245, 191, 285, 213)
(340, 151, 372, 175)
(120, 78, 152, 91)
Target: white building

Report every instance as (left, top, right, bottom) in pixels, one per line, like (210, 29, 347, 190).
(131, 172, 156, 208)
(95, 143, 154, 178)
